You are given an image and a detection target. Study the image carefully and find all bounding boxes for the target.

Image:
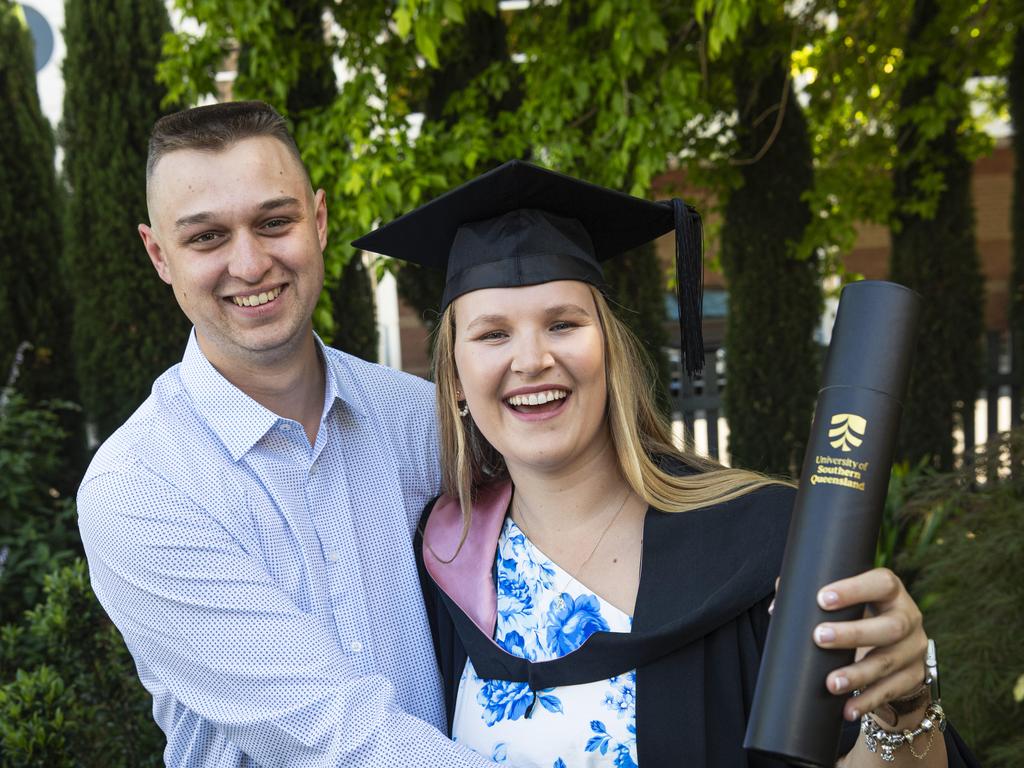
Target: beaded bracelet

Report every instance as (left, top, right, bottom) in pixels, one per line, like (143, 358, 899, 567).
(861, 701, 946, 762)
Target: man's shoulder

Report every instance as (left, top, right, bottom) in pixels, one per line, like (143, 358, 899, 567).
(81, 363, 212, 489)
(322, 345, 435, 410)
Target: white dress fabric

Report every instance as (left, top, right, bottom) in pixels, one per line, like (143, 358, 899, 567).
(452, 517, 638, 767)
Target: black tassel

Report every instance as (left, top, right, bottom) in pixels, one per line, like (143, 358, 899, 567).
(671, 198, 704, 377)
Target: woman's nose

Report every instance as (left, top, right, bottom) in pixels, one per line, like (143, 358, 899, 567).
(510, 334, 554, 376)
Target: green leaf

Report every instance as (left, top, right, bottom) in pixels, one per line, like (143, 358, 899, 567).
(394, 7, 412, 38)
(443, 0, 464, 24)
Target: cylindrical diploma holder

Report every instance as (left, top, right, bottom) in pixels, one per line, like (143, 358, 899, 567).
(743, 280, 921, 767)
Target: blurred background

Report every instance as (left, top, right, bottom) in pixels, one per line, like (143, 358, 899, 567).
(1, 0, 1021, 764)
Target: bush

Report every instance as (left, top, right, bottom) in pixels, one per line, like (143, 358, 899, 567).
(0, 561, 163, 767)
(0, 393, 81, 621)
(896, 433, 1024, 766)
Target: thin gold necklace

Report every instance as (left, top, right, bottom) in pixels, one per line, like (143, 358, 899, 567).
(512, 486, 632, 608)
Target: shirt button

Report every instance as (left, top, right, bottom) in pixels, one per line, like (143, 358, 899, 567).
(350, 640, 363, 653)
(327, 551, 340, 563)
(279, 423, 292, 431)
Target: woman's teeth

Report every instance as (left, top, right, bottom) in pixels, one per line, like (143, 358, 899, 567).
(505, 390, 568, 407)
(233, 286, 283, 307)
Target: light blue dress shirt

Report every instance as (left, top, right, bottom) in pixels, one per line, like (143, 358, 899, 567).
(78, 331, 492, 767)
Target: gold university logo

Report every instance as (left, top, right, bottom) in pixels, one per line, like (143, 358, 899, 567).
(829, 413, 867, 452)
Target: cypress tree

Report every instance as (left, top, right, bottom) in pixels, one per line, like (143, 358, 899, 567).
(61, 0, 187, 442)
(329, 254, 378, 361)
(1010, 24, 1023, 420)
(890, 0, 983, 470)
(0, 2, 72, 406)
(720, 21, 821, 475)
(604, 242, 672, 413)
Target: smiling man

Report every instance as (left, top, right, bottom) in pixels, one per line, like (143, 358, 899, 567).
(76, 101, 494, 767)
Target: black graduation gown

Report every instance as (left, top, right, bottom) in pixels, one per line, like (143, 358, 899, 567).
(415, 482, 978, 767)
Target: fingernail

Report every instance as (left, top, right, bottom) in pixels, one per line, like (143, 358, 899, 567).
(815, 626, 836, 643)
(832, 675, 849, 693)
(850, 708, 860, 721)
(818, 590, 839, 608)
(768, 599, 775, 615)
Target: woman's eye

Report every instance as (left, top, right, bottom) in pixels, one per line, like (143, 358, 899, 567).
(477, 330, 507, 341)
(550, 321, 577, 332)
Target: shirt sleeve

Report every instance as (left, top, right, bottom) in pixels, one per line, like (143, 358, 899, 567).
(78, 465, 494, 768)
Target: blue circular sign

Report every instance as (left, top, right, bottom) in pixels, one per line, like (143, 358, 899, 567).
(20, 4, 54, 72)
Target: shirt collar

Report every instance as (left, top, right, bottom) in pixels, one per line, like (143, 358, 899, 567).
(179, 329, 362, 461)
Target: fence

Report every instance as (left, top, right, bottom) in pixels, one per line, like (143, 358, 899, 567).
(672, 331, 1023, 469)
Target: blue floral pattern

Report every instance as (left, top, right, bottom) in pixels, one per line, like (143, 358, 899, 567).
(452, 517, 638, 766)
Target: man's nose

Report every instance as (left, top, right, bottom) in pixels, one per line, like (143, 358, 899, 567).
(227, 231, 273, 282)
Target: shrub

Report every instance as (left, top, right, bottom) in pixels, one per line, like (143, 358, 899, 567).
(897, 433, 1024, 766)
(0, 394, 81, 621)
(0, 561, 163, 766)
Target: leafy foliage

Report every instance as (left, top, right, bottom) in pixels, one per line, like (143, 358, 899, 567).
(0, 561, 164, 767)
(61, 0, 189, 443)
(0, 394, 81, 623)
(900, 433, 1024, 766)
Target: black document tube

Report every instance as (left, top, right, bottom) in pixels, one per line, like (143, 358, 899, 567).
(744, 280, 921, 767)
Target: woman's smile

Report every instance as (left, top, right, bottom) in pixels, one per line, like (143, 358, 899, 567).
(502, 386, 572, 421)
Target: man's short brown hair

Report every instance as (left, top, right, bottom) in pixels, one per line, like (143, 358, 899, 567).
(146, 100, 306, 183)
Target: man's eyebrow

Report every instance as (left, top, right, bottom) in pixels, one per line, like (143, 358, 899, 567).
(174, 197, 303, 230)
(174, 211, 215, 230)
(259, 196, 302, 211)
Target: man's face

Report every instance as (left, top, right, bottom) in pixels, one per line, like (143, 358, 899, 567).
(140, 136, 327, 372)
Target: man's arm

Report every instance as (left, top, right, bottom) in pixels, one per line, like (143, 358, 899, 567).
(78, 466, 493, 768)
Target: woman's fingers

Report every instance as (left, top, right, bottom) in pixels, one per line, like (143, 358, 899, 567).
(811, 567, 928, 718)
(838, 654, 927, 720)
(817, 567, 904, 611)
(813, 610, 921, 650)
(823, 631, 926, 695)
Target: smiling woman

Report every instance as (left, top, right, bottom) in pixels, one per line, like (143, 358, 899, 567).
(353, 161, 976, 768)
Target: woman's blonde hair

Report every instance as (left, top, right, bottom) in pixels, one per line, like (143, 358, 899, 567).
(433, 284, 787, 543)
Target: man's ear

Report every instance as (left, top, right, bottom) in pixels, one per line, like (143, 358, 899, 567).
(314, 188, 328, 251)
(139, 223, 172, 285)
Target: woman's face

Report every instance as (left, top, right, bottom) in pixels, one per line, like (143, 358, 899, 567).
(453, 280, 609, 475)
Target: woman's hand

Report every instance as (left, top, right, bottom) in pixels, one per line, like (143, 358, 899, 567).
(813, 567, 928, 720)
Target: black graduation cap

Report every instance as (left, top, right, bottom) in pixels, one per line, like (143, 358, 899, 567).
(351, 160, 705, 376)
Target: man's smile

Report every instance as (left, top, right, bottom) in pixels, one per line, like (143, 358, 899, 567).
(228, 285, 284, 307)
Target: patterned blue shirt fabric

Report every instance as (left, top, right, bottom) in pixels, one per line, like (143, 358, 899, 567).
(78, 331, 493, 768)
(452, 517, 638, 767)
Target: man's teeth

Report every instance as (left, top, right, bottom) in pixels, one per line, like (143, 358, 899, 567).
(232, 287, 283, 307)
(506, 390, 568, 407)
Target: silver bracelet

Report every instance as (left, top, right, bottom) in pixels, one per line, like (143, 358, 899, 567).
(861, 701, 946, 762)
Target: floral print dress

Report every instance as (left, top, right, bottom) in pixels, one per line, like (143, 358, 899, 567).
(452, 517, 638, 767)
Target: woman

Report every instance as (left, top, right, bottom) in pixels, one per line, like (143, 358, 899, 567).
(353, 161, 976, 767)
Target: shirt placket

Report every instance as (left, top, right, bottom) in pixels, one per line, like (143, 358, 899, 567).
(309, 413, 374, 674)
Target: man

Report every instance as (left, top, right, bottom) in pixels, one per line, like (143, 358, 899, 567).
(77, 101, 493, 766)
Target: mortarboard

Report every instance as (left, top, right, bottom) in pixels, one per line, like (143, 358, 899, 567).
(351, 160, 705, 376)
